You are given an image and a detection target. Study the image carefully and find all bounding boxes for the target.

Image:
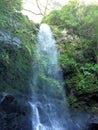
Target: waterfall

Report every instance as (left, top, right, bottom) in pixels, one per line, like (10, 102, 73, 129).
(30, 24, 88, 130)
(30, 23, 71, 130)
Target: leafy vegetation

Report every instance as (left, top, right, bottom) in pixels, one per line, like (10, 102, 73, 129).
(0, 0, 98, 112)
(42, 0, 98, 110)
(0, 0, 38, 94)
(0, 42, 32, 93)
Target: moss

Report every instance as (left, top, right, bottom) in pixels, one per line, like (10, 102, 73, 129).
(0, 0, 39, 94)
(0, 41, 32, 93)
(0, 1, 38, 54)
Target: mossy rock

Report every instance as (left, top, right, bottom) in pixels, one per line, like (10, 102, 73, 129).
(0, 41, 32, 94)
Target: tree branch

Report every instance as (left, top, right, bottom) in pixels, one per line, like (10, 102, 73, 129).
(43, 0, 49, 16)
(23, 0, 50, 17)
(37, 1, 50, 11)
(23, 8, 42, 15)
(36, 0, 44, 16)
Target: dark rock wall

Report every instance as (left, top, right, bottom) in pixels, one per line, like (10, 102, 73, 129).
(0, 93, 32, 130)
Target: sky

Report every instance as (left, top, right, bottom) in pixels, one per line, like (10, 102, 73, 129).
(22, 0, 98, 23)
(22, 0, 68, 23)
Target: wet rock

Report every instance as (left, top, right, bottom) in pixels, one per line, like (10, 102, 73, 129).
(88, 123, 98, 130)
(0, 29, 21, 47)
(37, 104, 52, 127)
(88, 115, 98, 130)
(0, 94, 16, 114)
(0, 30, 11, 43)
(12, 37, 21, 46)
(0, 93, 32, 130)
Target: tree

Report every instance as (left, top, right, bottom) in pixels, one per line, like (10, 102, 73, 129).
(42, 1, 98, 107)
(23, 0, 65, 18)
(0, 0, 22, 12)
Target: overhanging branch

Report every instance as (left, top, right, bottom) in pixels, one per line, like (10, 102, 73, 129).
(23, 8, 41, 15)
(36, 0, 44, 16)
(43, 0, 49, 16)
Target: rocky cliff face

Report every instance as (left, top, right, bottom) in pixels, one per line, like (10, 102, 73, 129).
(0, 1, 38, 129)
(0, 29, 21, 46)
(0, 29, 33, 130)
(0, 29, 32, 92)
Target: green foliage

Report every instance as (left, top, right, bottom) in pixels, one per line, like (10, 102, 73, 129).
(0, 0, 22, 12)
(38, 73, 61, 89)
(42, 0, 98, 108)
(0, 43, 32, 93)
(42, 10, 62, 26)
(68, 95, 77, 106)
(0, 0, 38, 93)
(0, 0, 22, 27)
(0, 0, 37, 48)
(71, 64, 98, 94)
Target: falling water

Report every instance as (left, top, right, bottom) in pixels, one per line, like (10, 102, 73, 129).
(30, 24, 88, 130)
(30, 23, 71, 130)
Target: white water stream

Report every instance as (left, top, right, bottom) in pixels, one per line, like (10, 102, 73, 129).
(30, 24, 88, 130)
